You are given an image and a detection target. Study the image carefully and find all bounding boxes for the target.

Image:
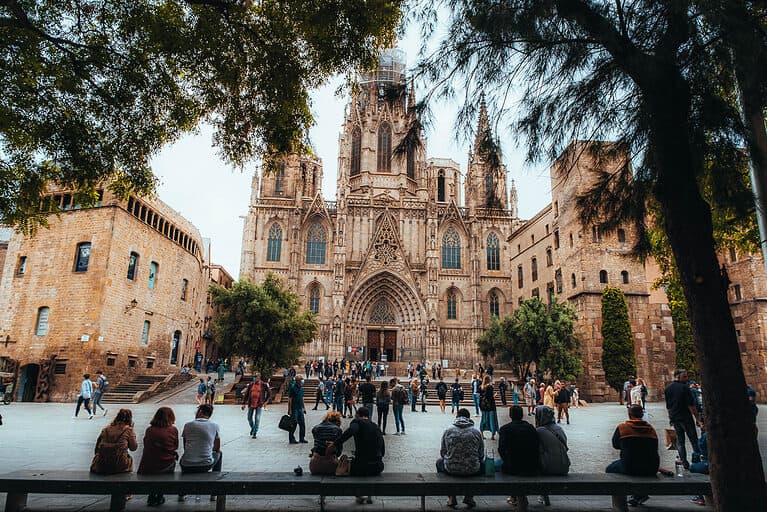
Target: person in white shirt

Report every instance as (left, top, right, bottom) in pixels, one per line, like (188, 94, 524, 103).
(178, 404, 222, 502)
(74, 374, 94, 419)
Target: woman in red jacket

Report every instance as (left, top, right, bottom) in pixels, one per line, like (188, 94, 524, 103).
(138, 407, 179, 506)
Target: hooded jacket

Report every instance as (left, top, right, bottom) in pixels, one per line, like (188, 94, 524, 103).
(535, 406, 570, 475)
(440, 416, 485, 475)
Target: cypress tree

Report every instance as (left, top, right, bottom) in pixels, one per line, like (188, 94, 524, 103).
(601, 286, 637, 398)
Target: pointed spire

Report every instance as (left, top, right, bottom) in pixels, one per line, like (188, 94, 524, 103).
(474, 92, 490, 151)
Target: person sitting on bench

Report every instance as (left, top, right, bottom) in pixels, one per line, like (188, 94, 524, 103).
(435, 407, 483, 508)
(178, 404, 221, 502)
(606, 404, 660, 507)
(498, 405, 539, 510)
(330, 407, 384, 504)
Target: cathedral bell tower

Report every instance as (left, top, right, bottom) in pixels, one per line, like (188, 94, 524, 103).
(465, 96, 509, 211)
(337, 49, 426, 202)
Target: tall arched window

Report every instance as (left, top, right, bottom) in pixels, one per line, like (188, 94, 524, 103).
(267, 223, 282, 262)
(621, 271, 629, 284)
(447, 291, 458, 320)
(309, 286, 320, 314)
(305, 223, 327, 264)
(407, 146, 416, 179)
(617, 228, 627, 243)
(35, 306, 50, 336)
(437, 169, 446, 202)
(148, 261, 158, 289)
(571, 273, 577, 288)
(531, 257, 538, 281)
(350, 127, 361, 176)
(74, 242, 91, 272)
(517, 265, 524, 288)
(486, 233, 500, 270)
(171, 330, 181, 365)
(441, 227, 461, 269)
(489, 292, 500, 318)
(274, 163, 285, 195)
(599, 270, 608, 284)
(377, 122, 392, 172)
(546, 248, 553, 267)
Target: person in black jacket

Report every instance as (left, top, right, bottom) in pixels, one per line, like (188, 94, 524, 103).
(436, 378, 448, 413)
(331, 407, 385, 504)
(498, 405, 539, 510)
(606, 405, 660, 507)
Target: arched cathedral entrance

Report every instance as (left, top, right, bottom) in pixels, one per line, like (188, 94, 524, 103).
(344, 271, 427, 363)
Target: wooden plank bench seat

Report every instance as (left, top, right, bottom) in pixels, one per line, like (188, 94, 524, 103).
(0, 470, 712, 512)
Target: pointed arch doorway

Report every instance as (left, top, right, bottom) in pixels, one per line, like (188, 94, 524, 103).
(367, 298, 397, 361)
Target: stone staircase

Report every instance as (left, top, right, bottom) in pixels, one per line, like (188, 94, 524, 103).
(101, 373, 194, 403)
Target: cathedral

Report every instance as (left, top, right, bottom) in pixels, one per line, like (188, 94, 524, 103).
(240, 49, 521, 369)
(240, 49, 767, 401)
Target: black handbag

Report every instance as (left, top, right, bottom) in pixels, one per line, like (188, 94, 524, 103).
(279, 414, 297, 432)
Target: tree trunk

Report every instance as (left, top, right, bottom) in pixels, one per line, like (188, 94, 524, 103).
(647, 82, 767, 510)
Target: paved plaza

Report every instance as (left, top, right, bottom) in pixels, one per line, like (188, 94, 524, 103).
(1, 375, 765, 511)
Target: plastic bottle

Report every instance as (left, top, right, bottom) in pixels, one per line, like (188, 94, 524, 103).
(485, 449, 495, 476)
(675, 455, 684, 477)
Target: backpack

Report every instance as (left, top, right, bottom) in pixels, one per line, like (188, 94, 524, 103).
(98, 376, 109, 392)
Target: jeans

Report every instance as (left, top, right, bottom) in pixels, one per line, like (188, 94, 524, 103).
(606, 459, 649, 502)
(334, 396, 344, 413)
(75, 396, 92, 416)
(92, 392, 105, 412)
(247, 406, 263, 436)
(672, 418, 700, 466)
(392, 404, 405, 433)
(314, 392, 329, 409)
(290, 408, 306, 442)
(451, 398, 460, 412)
(377, 406, 389, 433)
(363, 402, 374, 416)
(410, 390, 416, 411)
(479, 410, 499, 434)
(472, 393, 480, 415)
(180, 451, 222, 474)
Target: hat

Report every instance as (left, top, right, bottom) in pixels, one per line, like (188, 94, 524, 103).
(689, 380, 697, 385)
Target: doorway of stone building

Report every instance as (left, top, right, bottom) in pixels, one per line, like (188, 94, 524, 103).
(171, 330, 181, 365)
(366, 329, 397, 362)
(17, 364, 39, 402)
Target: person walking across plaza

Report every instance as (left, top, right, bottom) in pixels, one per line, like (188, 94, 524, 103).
(435, 408, 484, 508)
(436, 377, 448, 413)
(498, 377, 508, 406)
(90, 408, 137, 508)
(92, 370, 109, 417)
(359, 375, 377, 415)
(333, 375, 345, 415)
(555, 381, 571, 424)
(606, 404, 660, 507)
(313, 376, 330, 410)
(471, 374, 481, 417)
(195, 378, 206, 406)
(331, 407, 385, 504)
(451, 378, 463, 414)
(390, 378, 407, 435)
(138, 407, 179, 507)
(419, 378, 429, 412)
(287, 375, 308, 444)
(241, 373, 267, 439)
(410, 378, 420, 412)
(543, 380, 556, 408)
(524, 378, 537, 416)
(479, 375, 499, 440)
(74, 373, 94, 419)
(343, 377, 356, 418)
(664, 369, 702, 469)
(205, 376, 215, 406)
(309, 410, 343, 475)
(376, 380, 391, 434)
(178, 404, 222, 503)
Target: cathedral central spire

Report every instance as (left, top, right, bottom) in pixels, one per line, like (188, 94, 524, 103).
(473, 93, 490, 152)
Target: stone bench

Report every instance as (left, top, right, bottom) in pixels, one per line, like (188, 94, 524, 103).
(0, 470, 712, 512)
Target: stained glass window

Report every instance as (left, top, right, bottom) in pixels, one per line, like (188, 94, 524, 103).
(370, 299, 396, 325)
(309, 287, 320, 314)
(441, 227, 461, 269)
(489, 292, 500, 318)
(267, 223, 282, 262)
(305, 223, 327, 264)
(486, 233, 500, 271)
(447, 291, 458, 320)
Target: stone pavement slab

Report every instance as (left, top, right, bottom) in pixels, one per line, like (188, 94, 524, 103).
(0, 386, 764, 511)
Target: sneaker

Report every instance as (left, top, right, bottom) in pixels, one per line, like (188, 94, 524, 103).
(72, 416, 78, 419)
(88, 414, 94, 419)
(103, 409, 108, 417)
(251, 434, 257, 439)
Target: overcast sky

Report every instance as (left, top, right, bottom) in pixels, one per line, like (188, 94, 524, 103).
(150, 28, 553, 279)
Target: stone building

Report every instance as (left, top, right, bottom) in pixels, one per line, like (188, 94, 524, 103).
(0, 186, 210, 402)
(240, 50, 767, 401)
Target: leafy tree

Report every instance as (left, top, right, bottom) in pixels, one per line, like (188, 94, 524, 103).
(476, 297, 581, 380)
(600, 286, 637, 397)
(412, 1, 766, 506)
(0, 0, 401, 230)
(210, 274, 318, 378)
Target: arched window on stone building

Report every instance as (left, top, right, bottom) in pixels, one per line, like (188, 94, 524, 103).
(377, 122, 392, 172)
(350, 127, 361, 176)
(517, 265, 524, 288)
(267, 223, 282, 262)
(74, 241, 91, 272)
(599, 270, 608, 284)
(489, 291, 500, 319)
(305, 223, 327, 265)
(621, 270, 629, 284)
(617, 228, 626, 243)
(486, 232, 500, 271)
(447, 290, 458, 320)
(437, 169, 446, 202)
(275, 163, 285, 195)
(531, 257, 538, 281)
(441, 227, 461, 269)
(35, 306, 50, 336)
(309, 286, 320, 315)
(571, 273, 577, 288)
(546, 248, 553, 267)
